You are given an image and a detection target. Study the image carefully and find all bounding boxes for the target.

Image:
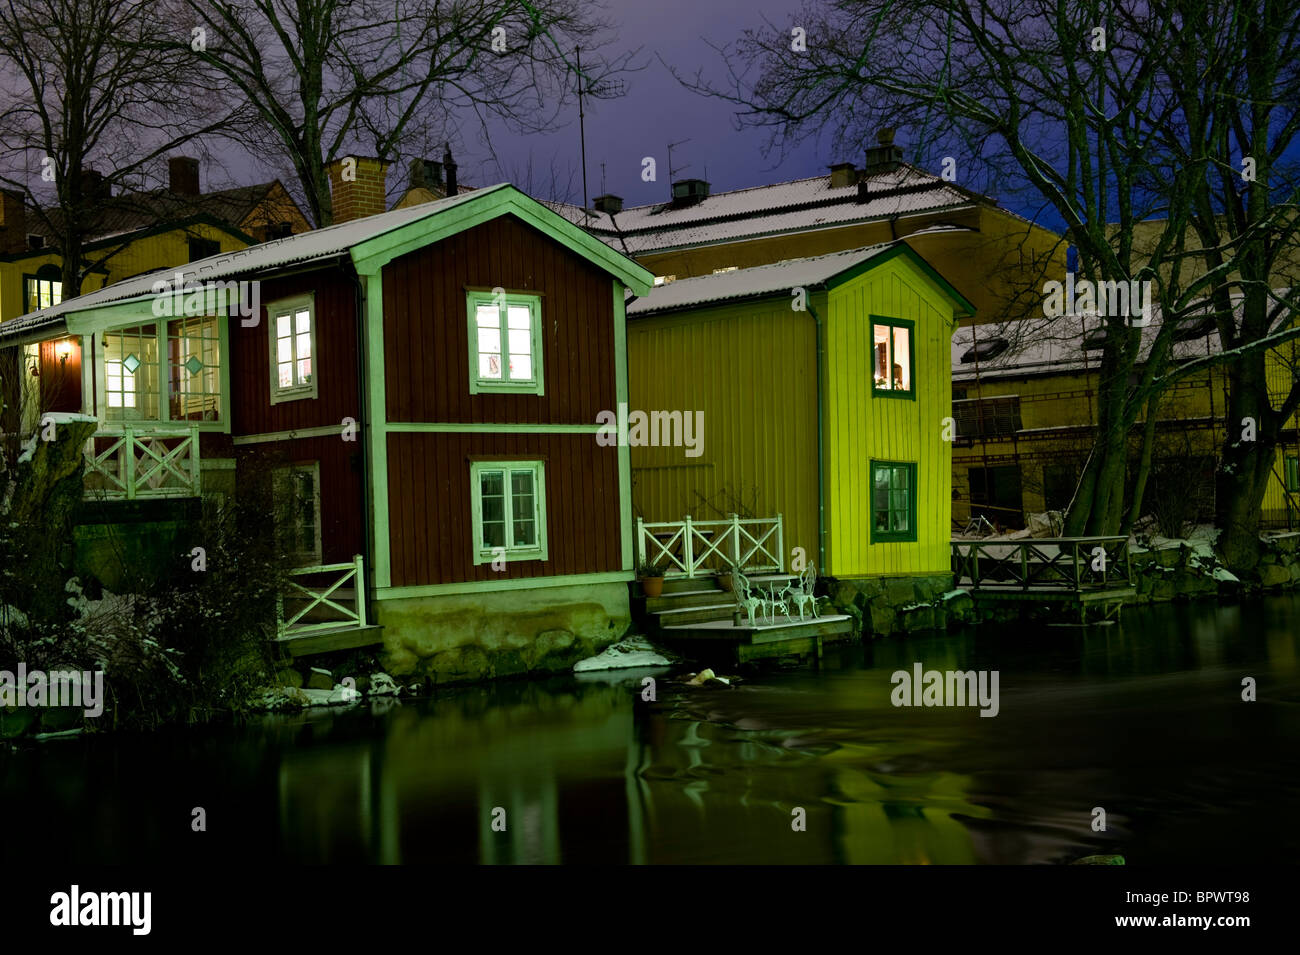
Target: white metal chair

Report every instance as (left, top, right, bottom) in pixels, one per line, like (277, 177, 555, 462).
(786, 563, 819, 621)
(733, 571, 763, 627)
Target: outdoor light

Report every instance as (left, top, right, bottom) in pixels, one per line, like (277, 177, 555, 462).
(56, 339, 72, 363)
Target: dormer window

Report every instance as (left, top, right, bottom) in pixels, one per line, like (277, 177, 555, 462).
(960, 337, 1010, 363)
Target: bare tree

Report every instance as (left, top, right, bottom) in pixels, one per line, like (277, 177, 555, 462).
(0, 0, 239, 299)
(179, 0, 635, 225)
(675, 0, 1300, 569)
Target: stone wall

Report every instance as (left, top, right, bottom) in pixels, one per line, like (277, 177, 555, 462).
(828, 573, 973, 637)
(375, 580, 632, 685)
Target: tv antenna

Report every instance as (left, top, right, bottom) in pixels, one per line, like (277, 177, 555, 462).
(575, 47, 624, 219)
(667, 139, 691, 199)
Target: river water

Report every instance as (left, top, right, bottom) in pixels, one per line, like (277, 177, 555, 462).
(4, 596, 1298, 864)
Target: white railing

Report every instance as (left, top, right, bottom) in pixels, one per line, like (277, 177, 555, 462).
(83, 426, 201, 500)
(277, 554, 368, 638)
(636, 514, 784, 578)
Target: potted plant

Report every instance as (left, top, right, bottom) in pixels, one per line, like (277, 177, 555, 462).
(717, 560, 737, 593)
(638, 559, 667, 598)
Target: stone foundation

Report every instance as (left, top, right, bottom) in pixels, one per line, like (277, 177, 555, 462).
(828, 572, 970, 637)
(375, 580, 632, 685)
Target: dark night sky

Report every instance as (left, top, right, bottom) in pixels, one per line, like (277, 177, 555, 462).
(446, 0, 833, 210)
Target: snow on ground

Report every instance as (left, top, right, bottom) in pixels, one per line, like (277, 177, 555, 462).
(573, 636, 677, 672)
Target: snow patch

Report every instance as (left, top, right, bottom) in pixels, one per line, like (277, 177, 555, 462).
(573, 636, 675, 672)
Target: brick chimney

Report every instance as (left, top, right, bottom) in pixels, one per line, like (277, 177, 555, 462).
(0, 189, 27, 255)
(325, 157, 390, 223)
(168, 156, 201, 196)
(442, 145, 457, 198)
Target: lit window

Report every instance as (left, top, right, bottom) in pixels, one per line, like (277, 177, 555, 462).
(871, 461, 917, 543)
(103, 325, 160, 420)
(274, 462, 321, 563)
(268, 295, 316, 403)
(872, 317, 913, 395)
(467, 291, 543, 395)
(24, 264, 62, 312)
(168, 315, 221, 421)
(471, 460, 547, 563)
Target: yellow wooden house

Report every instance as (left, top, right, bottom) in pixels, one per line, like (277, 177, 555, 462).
(0, 158, 310, 324)
(627, 242, 974, 584)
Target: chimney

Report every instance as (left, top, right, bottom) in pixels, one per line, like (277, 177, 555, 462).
(168, 156, 201, 196)
(670, 178, 710, 207)
(593, 194, 623, 215)
(443, 145, 457, 198)
(409, 158, 444, 192)
(0, 189, 27, 255)
(862, 127, 904, 177)
(78, 168, 111, 203)
(325, 156, 390, 223)
(829, 162, 857, 189)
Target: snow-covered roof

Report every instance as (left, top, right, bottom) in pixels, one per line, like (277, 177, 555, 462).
(949, 299, 1283, 380)
(1, 184, 517, 341)
(627, 244, 897, 315)
(546, 164, 990, 256)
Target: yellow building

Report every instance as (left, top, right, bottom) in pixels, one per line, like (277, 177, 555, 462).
(627, 242, 973, 581)
(950, 311, 1300, 533)
(0, 158, 310, 324)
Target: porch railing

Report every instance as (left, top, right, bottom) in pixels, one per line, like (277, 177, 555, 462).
(277, 554, 368, 638)
(83, 426, 201, 500)
(636, 514, 785, 578)
(951, 536, 1133, 592)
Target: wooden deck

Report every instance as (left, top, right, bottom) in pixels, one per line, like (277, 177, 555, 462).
(633, 571, 853, 663)
(952, 536, 1136, 623)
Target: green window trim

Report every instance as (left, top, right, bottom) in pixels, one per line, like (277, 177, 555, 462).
(466, 289, 545, 395)
(870, 460, 918, 543)
(869, 314, 916, 400)
(1286, 456, 1299, 494)
(469, 460, 549, 564)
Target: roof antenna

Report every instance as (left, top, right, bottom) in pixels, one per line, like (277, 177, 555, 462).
(666, 138, 691, 200)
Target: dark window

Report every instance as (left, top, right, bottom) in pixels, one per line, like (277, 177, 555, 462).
(267, 222, 293, 240)
(188, 237, 221, 262)
(1287, 456, 1299, 494)
(953, 395, 1022, 438)
(968, 466, 1023, 528)
(870, 461, 917, 543)
(960, 337, 1010, 363)
(26, 234, 43, 250)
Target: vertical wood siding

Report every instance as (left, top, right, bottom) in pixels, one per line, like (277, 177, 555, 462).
(825, 259, 955, 576)
(385, 431, 620, 586)
(381, 214, 616, 425)
(626, 299, 820, 565)
(229, 266, 362, 435)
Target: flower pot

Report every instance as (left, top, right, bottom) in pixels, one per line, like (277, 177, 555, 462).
(642, 575, 665, 598)
(717, 573, 734, 592)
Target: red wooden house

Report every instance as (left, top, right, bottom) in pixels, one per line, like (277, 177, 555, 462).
(0, 176, 654, 683)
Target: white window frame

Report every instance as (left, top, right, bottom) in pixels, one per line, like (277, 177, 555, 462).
(465, 289, 544, 395)
(469, 460, 548, 565)
(273, 461, 323, 564)
(268, 293, 318, 404)
(94, 318, 230, 431)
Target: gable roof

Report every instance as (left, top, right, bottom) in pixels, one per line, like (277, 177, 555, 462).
(545, 163, 1011, 257)
(1, 184, 654, 343)
(626, 241, 975, 317)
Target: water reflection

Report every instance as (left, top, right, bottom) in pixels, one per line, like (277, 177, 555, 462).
(4, 597, 1300, 864)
